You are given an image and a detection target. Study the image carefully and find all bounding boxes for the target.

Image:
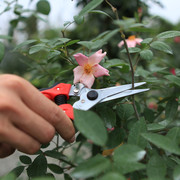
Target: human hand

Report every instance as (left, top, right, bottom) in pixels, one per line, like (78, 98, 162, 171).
(0, 74, 75, 158)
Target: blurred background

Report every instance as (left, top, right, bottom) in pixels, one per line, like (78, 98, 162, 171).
(0, 0, 180, 176)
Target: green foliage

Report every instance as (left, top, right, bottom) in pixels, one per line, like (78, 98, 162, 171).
(1, 0, 180, 179)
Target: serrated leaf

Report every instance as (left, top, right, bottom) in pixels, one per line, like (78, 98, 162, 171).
(99, 172, 126, 180)
(71, 154, 111, 178)
(165, 99, 178, 120)
(166, 127, 180, 144)
(27, 154, 47, 178)
(173, 165, 180, 180)
(106, 128, 125, 149)
(104, 59, 129, 73)
(141, 38, 153, 44)
(165, 75, 180, 86)
(48, 164, 63, 174)
(142, 133, 180, 155)
(74, 110, 108, 146)
(128, 118, 147, 149)
(147, 154, 167, 179)
(150, 41, 173, 54)
(19, 155, 32, 165)
(29, 44, 48, 54)
(0, 42, 5, 62)
(13, 39, 37, 51)
(140, 49, 153, 61)
(36, 0, 50, 15)
(121, 47, 141, 54)
(113, 144, 146, 174)
(116, 104, 134, 121)
(157, 30, 180, 39)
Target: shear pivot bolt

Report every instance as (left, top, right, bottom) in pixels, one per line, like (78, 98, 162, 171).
(87, 90, 98, 100)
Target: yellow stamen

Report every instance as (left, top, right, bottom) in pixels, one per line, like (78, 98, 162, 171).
(128, 35, 136, 40)
(84, 64, 92, 74)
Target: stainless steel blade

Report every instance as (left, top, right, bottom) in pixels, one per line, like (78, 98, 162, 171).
(100, 89, 149, 103)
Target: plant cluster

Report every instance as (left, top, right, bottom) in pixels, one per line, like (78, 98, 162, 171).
(1, 0, 180, 180)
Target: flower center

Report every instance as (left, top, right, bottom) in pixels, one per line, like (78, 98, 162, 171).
(84, 64, 92, 74)
(128, 35, 136, 40)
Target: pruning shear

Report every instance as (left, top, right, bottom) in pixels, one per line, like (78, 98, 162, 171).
(41, 82, 149, 120)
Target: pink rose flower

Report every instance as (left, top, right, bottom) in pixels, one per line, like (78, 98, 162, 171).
(73, 49, 109, 88)
(118, 35, 143, 48)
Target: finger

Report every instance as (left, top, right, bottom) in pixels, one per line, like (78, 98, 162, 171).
(0, 123, 41, 155)
(11, 99, 55, 144)
(0, 143, 15, 158)
(18, 80, 75, 142)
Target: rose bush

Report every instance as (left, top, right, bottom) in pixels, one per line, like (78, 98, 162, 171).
(1, 0, 180, 180)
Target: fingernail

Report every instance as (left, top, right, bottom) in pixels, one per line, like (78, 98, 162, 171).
(70, 136, 76, 143)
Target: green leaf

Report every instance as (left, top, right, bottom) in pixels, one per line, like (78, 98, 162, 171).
(19, 155, 32, 165)
(64, 173, 73, 180)
(150, 41, 173, 54)
(99, 172, 126, 180)
(113, 144, 146, 174)
(173, 165, 180, 180)
(27, 154, 47, 178)
(140, 49, 153, 61)
(128, 118, 147, 149)
(104, 59, 129, 73)
(0, 42, 5, 62)
(142, 133, 180, 155)
(147, 154, 167, 179)
(45, 150, 62, 159)
(165, 75, 180, 86)
(36, 0, 50, 15)
(29, 44, 48, 54)
(106, 128, 125, 149)
(71, 154, 111, 179)
(121, 47, 141, 54)
(116, 104, 134, 121)
(157, 30, 180, 39)
(166, 127, 180, 144)
(78, 0, 104, 17)
(147, 123, 166, 131)
(74, 110, 108, 146)
(165, 99, 178, 120)
(9, 166, 25, 178)
(89, 10, 112, 19)
(13, 39, 37, 52)
(141, 38, 153, 44)
(48, 164, 63, 174)
(31, 177, 54, 180)
(98, 105, 116, 129)
(114, 144, 146, 163)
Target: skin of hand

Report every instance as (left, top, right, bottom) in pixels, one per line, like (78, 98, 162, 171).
(0, 74, 75, 158)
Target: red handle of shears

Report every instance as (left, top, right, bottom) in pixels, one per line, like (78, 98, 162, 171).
(41, 83, 74, 120)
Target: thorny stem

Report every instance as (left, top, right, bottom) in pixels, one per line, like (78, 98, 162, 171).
(105, 0, 140, 120)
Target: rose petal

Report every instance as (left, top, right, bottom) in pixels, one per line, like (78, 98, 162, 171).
(126, 40, 137, 48)
(118, 40, 124, 48)
(92, 64, 109, 77)
(73, 66, 84, 84)
(80, 73, 95, 88)
(73, 53, 88, 66)
(88, 49, 106, 65)
(135, 38, 143, 45)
